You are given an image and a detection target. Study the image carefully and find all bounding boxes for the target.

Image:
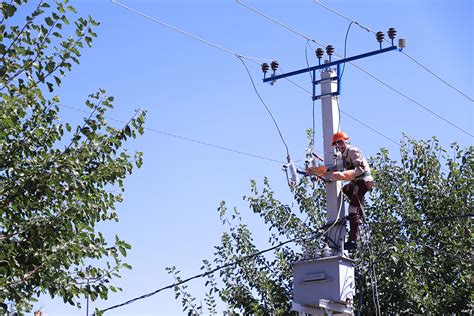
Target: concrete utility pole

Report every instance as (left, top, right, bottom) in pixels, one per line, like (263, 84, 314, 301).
(320, 69, 345, 253)
(262, 29, 404, 315)
(291, 68, 354, 316)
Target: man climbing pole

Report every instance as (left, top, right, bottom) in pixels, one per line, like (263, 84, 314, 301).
(307, 131, 374, 250)
(331, 131, 374, 250)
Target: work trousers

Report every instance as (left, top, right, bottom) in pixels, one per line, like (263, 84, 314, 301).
(342, 180, 374, 242)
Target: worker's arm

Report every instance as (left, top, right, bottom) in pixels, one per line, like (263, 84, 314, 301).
(332, 170, 356, 181)
(348, 147, 370, 178)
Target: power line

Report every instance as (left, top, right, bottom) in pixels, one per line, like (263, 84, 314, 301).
(59, 104, 286, 164)
(370, 213, 473, 226)
(94, 212, 471, 313)
(236, 0, 315, 42)
(350, 64, 473, 138)
(312, 0, 474, 103)
(112, 0, 404, 155)
(340, 21, 354, 82)
(339, 108, 401, 147)
(302, 44, 400, 147)
(400, 52, 474, 102)
(304, 41, 321, 147)
(236, 0, 473, 138)
(95, 232, 320, 314)
(112, 0, 314, 98)
(237, 56, 290, 158)
(111, 0, 271, 64)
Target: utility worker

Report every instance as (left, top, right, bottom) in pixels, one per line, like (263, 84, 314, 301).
(331, 131, 373, 250)
(306, 131, 374, 250)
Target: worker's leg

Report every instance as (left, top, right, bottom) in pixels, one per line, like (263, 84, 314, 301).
(354, 180, 374, 220)
(342, 183, 361, 244)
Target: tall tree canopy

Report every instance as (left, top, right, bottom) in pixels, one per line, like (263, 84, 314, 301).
(168, 137, 472, 315)
(0, 0, 146, 313)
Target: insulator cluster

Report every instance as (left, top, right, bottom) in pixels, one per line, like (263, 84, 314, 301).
(314, 46, 334, 64)
(270, 60, 279, 72)
(376, 31, 385, 43)
(376, 27, 399, 47)
(261, 60, 280, 77)
(325, 45, 334, 56)
(315, 48, 324, 59)
(387, 28, 397, 39)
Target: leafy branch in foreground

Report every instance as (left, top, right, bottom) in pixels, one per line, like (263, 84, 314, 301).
(1, 1, 146, 313)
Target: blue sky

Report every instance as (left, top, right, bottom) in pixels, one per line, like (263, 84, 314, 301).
(23, 0, 473, 315)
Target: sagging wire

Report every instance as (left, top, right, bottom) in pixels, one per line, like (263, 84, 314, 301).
(371, 213, 474, 226)
(241, 56, 313, 248)
(114, 0, 415, 150)
(238, 56, 303, 189)
(111, 0, 272, 65)
(111, 1, 308, 176)
(313, 0, 474, 103)
(355, 194, 382, 315)
(306, 38, 344, 137)
(281, 194, 297, 231)
(318, 186, 345, 250)
(113, 0, 319, 103)
(238, 0, 474, 138)
(340, 21, 354, 82)
(96, 229, 326, 314)
(236, 0, 315, 43)
(61, 103, 286, 165)
(304, 40, 330, 188)
(304, 40, 318, 158)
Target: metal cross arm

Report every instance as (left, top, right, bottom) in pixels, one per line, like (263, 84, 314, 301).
(262, 46, 398, 83)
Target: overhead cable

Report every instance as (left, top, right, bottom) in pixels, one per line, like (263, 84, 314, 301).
(304, 41, 321, 146)
(112, 0, 404, 152)
(94, 212, 471, 313)
(236, 0, 315, 42)
(339, 108, 400, 146)
(238, 56, 290, 157)
(357, 197, 382, 315)
(370, 213, 473, 227)
(236, 0, 473, 138)
(350, 64, 473, 138)
(111, 0, 271, 63)
(312, 0, 474, 103)
(96, 232, 320, 314)
(340, 21, 354, 82)
(59, 104, 286, 164)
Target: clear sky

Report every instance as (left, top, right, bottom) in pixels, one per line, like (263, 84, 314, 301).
(23, 0, 473, 315)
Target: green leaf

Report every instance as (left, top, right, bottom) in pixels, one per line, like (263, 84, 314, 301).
(67, 6, 77, 13)
(45, 16, 54, 26)
(84, 36, 92, 47)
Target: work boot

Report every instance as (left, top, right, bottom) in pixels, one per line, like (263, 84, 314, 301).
(344, 240, 357, 251)
(345, 212, 360, 251)
(348, 212, 361, 241)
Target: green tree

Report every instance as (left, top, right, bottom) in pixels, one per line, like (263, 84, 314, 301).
(0, 0, 146, 313)
(168, 137, 472, 314)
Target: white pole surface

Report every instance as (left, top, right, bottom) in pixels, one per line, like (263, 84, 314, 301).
(320, 69, 345, 254)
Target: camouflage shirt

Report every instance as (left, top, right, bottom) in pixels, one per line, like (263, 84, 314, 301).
(341, 145, 373, 182)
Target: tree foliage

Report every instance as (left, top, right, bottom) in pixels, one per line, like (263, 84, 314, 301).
(0, 0, 146, 313)
(168, 137, 472, 314)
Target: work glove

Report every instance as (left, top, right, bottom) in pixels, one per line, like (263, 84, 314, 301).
(305, 165, 327, 177)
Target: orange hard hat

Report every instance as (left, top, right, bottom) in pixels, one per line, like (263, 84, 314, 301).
(332, 131, 349, 145)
